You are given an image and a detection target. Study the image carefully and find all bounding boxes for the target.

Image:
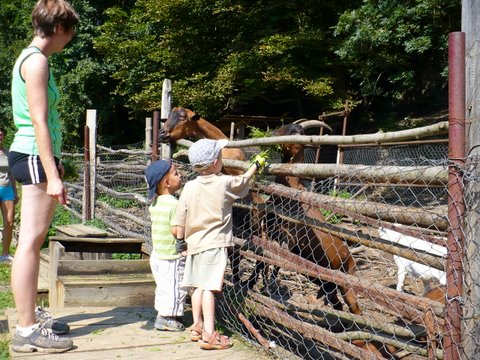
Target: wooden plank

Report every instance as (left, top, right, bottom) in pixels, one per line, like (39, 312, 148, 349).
(60, 242, 142, 254)
(48, 241, 65, 308)
(49, 236, 143, 243)
(59, 273, 154, 285)
(55, 224, 109, 237)
(58, 259, 151, 275)
(60, 282, 155, 307)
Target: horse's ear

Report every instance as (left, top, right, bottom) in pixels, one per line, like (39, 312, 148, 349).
(191, 112, 201, 121)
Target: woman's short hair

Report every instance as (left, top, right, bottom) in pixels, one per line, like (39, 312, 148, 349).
(32, 0, 79, 37)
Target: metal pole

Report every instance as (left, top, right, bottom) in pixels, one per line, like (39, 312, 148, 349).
(446, 31, 466, 360)
(152, 110, 159, 161)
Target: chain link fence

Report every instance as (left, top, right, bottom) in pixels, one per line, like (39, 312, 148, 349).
(61, 138, 480, 359)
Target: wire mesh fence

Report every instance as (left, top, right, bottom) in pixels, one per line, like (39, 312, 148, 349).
(60, 138, 480, 359)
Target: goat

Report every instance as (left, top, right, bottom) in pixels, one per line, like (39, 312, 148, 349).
(159, 107, 246, 174)
(247, 122, 361, 315)
(378, 227, 446, 293)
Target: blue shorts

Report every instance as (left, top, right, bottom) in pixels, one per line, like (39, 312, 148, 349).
(0, 186, 15, 201)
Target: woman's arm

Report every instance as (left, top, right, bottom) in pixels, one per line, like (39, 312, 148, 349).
(23, 54, 66, 205)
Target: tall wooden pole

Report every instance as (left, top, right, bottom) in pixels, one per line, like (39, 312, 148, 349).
(82, 125, 91, 222)
(462, 1, 480, 357)
(160, 79, 172, 160)
(152, 110, 159, 161)
(86, 109, 97, 220)
(145, 117, 152, 152)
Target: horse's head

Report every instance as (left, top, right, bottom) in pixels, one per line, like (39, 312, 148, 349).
(159, 107, 203, 142)
(272, 119, 332, 163)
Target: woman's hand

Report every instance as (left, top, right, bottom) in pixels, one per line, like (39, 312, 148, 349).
(47, 177, 67, 205)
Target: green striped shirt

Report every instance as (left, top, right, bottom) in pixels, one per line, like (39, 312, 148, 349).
(149, 194, 180, 260)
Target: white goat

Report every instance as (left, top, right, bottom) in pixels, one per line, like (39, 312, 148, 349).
(378, 227, 446, 292)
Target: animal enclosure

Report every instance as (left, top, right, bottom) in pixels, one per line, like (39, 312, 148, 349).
(58, 117, 474, 360)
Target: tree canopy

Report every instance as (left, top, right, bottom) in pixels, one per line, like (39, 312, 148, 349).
(0, 0, 461, 148)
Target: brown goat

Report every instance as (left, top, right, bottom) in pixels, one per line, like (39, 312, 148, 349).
(159, 107, 245, 174)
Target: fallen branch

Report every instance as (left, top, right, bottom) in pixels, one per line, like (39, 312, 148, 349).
(243, 296, 377, 359)
(97, 144, 150, 155)
(247, 285, 418, 339)
(237, 313, 270, 349)
(96, 200, 149, 227)
(96, 183, 148, 205)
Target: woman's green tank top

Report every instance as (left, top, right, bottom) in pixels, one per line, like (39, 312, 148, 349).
(10, 47, 62, 158)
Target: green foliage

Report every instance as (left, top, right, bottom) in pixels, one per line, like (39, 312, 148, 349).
(111, 253, 141, 260)
(47, 206, 79, 240)
(0, 336, 9, 360)
(95, 0, 356, 119)
(97, 194, 137, 209)
(0, 291, 14, 311)
(321, 190, 351, 224)
(61, 159, 79, 181)
(85, 218, 108, 230)
(334, 0, 460, 116)
(247, 126, 281, 154)
(0, 265, 10, 286)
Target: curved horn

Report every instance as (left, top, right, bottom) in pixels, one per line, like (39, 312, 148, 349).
(297, 119, 333, 132)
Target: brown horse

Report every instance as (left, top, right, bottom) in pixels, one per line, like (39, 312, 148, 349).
(159, 107, 245, 174)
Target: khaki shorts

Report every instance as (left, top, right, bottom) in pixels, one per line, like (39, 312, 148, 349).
(181, 247, 228, 291)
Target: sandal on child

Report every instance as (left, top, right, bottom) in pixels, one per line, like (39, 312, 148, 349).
(187, 324, 202, 342)
(199, 331, 232, 350)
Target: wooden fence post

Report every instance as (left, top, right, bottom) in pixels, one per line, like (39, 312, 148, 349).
(86, 109, 97, 220)
(82, 125, 91, 222)
(462, 1, 480, 357)
(152, 111, 159, 161)
(160, 79, 172, 160)
(145, 117, 152, 152)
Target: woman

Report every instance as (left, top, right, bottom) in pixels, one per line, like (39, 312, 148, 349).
(9, 0, 78, 353)
(0, 128, 17, 263)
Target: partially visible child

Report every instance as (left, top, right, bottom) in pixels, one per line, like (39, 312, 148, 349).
(145, 160, 186, 331)
(172, 139, 265, 350)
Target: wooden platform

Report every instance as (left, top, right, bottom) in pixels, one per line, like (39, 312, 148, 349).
(6, 307, 270, 360)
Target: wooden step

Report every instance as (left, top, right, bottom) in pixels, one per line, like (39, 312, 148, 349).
(57, 273, 155, 307)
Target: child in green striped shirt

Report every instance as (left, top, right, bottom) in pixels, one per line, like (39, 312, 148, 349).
(145, 160, 186, 331)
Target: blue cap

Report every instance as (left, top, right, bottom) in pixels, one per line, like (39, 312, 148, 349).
(145, 160, 172, 200)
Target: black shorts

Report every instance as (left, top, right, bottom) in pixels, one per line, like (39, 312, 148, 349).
(8, 151, 60, 185)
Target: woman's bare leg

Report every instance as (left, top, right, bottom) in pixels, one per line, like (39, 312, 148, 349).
(1, 200, 15, 256)
(11, 184, 56, 327)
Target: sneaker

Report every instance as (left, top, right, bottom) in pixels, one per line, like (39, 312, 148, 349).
(35, 307, 70, 335)
(0, 255, 13, 263)
(154, 315, 184, 331)
(11, 325, 73, 353)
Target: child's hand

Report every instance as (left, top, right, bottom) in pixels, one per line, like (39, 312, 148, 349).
(252, 154, 267, 173)
(175, 239, 187, 253)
